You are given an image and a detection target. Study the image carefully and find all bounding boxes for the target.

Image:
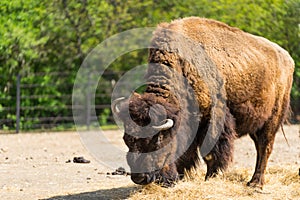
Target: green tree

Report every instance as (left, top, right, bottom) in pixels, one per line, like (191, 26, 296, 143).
(0, 0, 299, 130)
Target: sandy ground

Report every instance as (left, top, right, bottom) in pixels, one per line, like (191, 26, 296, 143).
(0, 125, 299, 200)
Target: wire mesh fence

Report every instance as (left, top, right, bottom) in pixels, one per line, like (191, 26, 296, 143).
(0, 70, 299, 133)
(0, 71, 122, 133)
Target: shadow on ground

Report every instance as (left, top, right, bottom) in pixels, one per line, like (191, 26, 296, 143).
(43, 186, 139, 200)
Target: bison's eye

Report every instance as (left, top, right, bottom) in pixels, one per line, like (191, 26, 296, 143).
(157, 134, 164, 145)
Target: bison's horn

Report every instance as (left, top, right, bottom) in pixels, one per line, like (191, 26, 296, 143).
(112, 97, 126, 113)
(152, 119, 174, 130)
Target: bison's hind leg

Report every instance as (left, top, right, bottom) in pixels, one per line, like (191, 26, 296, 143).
(247, 97, 290, 189)
(203, 111, 237, 180)
(247, 122, 278, 189)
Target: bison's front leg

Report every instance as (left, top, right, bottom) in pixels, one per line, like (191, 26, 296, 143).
(247, 123, 277, 189)
(203, 135, 235, 180)
(203, 113, 236, 180)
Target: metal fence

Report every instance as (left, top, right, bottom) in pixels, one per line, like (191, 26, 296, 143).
(0, 71, 120, 133)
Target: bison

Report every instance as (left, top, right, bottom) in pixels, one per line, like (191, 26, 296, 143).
(112, 17, 294, 189)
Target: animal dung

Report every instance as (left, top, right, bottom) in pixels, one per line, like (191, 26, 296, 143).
(73, 156, 90, 164)
(108, 167, 130, 176)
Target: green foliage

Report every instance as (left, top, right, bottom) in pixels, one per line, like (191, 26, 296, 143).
(0, 0, 299, 130)
(99, 108, 111, 126)
(0, 0, 47, 83)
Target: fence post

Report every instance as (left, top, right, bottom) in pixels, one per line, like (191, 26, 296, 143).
(16, 73, 21, 133)
(86, 71, 91, 130)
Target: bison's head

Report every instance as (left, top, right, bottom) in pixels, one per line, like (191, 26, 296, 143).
(113, 93, 181, 186)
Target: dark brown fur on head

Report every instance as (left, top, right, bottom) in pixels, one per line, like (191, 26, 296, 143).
(117, 93, 181, 186)
(128, 93, 179, 128)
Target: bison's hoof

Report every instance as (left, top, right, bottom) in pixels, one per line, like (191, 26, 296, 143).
(247, 181, 263, 190)
(205, 169, 219, 181)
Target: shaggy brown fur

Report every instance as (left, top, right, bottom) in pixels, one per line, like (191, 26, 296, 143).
(116, 17, 294, 188)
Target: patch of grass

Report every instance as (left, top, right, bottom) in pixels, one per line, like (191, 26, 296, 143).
(0, 124, 120, 134)
(100, 124, 119, 130)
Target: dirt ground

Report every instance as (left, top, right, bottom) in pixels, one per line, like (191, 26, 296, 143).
(0, 125, 299, 200)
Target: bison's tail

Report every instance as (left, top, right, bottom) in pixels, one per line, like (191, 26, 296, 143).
(280, 104, 292, 147)
(280, 124, 290, 147)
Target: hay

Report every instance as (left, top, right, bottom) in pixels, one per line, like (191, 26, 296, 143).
(128, 165, 300, 200)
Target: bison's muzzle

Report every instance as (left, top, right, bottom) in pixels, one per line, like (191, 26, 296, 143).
(131, 170, 179, 187)
(131, 172, 156, 185)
